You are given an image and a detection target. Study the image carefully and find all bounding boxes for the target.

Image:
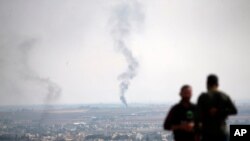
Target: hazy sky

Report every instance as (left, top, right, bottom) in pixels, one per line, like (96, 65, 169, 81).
(0, 0, 250, 106)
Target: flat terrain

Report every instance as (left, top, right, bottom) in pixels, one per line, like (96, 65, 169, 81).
(0, 104, 249, 141)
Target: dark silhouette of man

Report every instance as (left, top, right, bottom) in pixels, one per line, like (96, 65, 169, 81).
(196, 74, 237, 141)
(164, 85, 196, 141)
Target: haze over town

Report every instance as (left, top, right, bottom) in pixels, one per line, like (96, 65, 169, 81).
(0, 0, 250, 106)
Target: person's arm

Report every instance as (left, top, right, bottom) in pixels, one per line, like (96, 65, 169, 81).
(194, 94, 205, 134)
(172, 122, 194, 132)
(163, 107, 175, 130)
(225, 96, 237, 115)
(164, 106, 194, 132)
(216, 94, 237, 119)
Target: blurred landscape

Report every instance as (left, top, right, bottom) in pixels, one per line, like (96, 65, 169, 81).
(1, 1, 250, 140)
(0, 103, 249, 141)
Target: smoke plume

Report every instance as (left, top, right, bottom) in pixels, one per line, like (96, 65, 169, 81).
(110, 0, 144, 107)
(0, 38, 61, 105)
(20, 39, 61, 103)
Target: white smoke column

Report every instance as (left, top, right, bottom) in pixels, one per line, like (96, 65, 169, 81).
(110, 0, 144, 107)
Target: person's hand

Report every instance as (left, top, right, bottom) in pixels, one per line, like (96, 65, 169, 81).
(180, 122, 194, 132)
(209, 107, 218, 116)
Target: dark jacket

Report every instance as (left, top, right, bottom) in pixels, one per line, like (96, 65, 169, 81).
(196, 91, 237, 141)
(164, 101, 196, 141)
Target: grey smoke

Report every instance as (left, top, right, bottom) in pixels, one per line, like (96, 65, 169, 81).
(19, 39, 62, 104)
(110, 0, 144, 106)
(0, 38, 61, 105)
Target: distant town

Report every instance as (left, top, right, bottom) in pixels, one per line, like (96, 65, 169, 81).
(0, 103, 249, 141)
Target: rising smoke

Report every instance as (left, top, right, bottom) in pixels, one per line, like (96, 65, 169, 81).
(20, 40, 61, 104)
(0, 38, 61, 105)
(110, 0, 144, 107)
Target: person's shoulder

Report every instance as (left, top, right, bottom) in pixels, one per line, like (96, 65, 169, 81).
(197, 92, 210, 105)
(198, 92, 209, 99)
(216, 90, 227, 95)
(190, 102, 196, 107)
(188, 102, 196, 109)
(199, 92, 208, 96)
(170, 103, 182, 110)
(216, 90, 230, 100)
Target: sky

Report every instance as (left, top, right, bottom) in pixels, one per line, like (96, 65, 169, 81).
(0, 0, 250, 106)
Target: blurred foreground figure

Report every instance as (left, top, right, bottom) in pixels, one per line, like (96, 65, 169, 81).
(164, 85, 196, 141)
(197, 74, 237, 141)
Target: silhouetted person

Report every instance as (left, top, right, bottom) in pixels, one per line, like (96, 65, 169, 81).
(196, 74, 237, 141)
(164, 85, 196, 141)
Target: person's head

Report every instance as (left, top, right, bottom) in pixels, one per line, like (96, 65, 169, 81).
(180, 85, 192, 102)
(207, 74, 219, 90)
